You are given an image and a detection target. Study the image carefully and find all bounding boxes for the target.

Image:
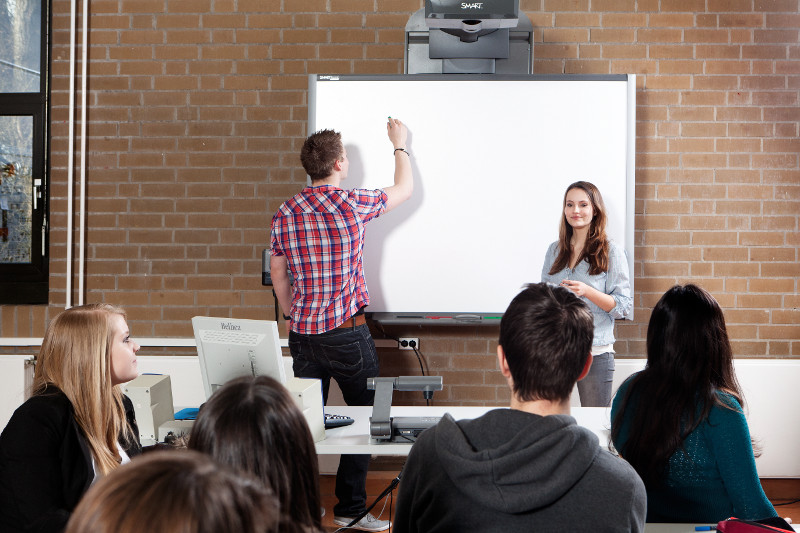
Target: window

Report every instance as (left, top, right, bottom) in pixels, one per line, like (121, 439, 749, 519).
(0, 0, 49, 304)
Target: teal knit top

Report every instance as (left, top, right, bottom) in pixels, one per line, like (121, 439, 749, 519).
(611, 376, 778, 523)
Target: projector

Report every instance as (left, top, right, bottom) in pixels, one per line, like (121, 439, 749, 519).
(425, 0, 519, 30)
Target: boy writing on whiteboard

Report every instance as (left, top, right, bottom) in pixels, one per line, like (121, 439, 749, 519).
(269, 118, 412, 532)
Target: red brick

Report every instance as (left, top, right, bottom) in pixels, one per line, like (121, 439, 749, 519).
(555, 13, 601, 26)
(660, 0, 706, 10)
(649, 44, 694, 59)
(765, 13, 800, 28)
(527, 12, 554, 28)
(564, 59, 610, 74)
(331, 28, 376, 43)
(331, 0, 375, 11)
(719, 14, 766, 28)
(764, 106, 800, 121)
(119, 0, 164, 13)
(708, 0, 754, 10)
(535, 43, 579, 59)
(165, 30, 212, 44)
(542, 0, 589, 10)
(541, 28, 590, 43)
(156, 14, 202, 28)
(754, 29, 800, 44)
(590, 28, 636, 42)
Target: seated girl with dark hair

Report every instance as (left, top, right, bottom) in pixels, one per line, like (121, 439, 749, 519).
(189, 375, 323, 532)
(611, 284, 782, 523)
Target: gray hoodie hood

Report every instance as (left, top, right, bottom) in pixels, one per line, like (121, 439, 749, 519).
(433, 409, 600, 514)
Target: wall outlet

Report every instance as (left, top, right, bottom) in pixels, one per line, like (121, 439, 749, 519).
(398, 338, 419, 351)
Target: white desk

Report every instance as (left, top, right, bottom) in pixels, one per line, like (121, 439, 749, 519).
(315, 405, 611, 455)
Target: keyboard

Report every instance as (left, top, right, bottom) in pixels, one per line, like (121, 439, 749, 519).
(324, 413, 355, 429)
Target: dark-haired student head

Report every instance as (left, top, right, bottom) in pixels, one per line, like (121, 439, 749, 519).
(393, 281, 647, 532)
(499, 282, 594, 402)
(612, 283, 743, 486)
(610, 284, 780, 523)
(646, 283, 735, 390)
(300, 128, 344, 181)
(65, 450, 279, 533)
(189, 375, 322, 531)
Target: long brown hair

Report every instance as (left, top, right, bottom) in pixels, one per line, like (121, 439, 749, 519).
(610, 284, 745, 485)
(34, 303, 136, 475)
(189, 375, 323, 530)
(548, 181, 610, 276)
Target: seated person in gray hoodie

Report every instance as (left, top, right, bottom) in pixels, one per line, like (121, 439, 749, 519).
(394, 282, 647, 533)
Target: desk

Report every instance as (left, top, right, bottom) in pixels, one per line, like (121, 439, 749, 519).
(315, 405, 611, 455)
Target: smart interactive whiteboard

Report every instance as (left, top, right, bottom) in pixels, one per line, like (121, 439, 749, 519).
(309, 74, 635, 323)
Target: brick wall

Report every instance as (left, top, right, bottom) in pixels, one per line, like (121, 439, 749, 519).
(1, 0, 798, 406)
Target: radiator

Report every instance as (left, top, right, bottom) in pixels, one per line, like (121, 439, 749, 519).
(0, 355, 34, 430)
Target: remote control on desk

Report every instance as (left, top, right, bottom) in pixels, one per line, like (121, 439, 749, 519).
(324, 413, 355, 429)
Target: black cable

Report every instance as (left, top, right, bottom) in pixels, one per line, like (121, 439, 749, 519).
(773, 498, 800, 506)
(374, 322, 433, 404)
(394, 433, 417, 444)
(411, 345, 426, 376)
(334, 470, 403, 532)
(374, 321, 400, 343)
(271, 290, 280, 322)
(374, 322, 428, 377)
(389, 490, 394, 529)
(410, 345, 432, 405)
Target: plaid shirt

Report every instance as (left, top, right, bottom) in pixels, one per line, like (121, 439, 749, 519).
(270, 185, 387, 334)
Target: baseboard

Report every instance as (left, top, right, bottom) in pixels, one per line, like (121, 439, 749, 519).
(762, 478, 800, 501)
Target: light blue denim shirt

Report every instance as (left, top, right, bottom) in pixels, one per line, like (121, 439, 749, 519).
(541, 240, 632, 346)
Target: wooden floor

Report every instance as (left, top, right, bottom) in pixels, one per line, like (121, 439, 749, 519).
(319, 473, 800, 532)
(320, 471, 400, 532)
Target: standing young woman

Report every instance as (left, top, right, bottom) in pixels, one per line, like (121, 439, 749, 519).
(611, 284, 781, 523)
(541, 181, 632, 407)
(0, 304, 142, 533)
(189, 375, 323, 532)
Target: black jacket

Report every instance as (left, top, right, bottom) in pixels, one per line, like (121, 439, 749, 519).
(0, 388, 141, 533)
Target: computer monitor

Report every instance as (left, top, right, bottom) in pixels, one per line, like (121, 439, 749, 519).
(192, 316, 286, 400)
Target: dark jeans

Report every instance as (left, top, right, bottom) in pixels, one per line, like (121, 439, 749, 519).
(577, 351, 615, 407)
(289, 322, 378, 517)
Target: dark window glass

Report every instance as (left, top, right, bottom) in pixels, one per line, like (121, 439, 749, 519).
(0, 115, 35, 263)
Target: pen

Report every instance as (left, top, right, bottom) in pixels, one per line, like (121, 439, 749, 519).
(695, 526, 716, 531)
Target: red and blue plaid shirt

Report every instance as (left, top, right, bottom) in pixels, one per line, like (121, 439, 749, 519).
(270, 185, 387, 334)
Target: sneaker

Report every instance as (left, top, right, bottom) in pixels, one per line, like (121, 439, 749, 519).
(332, 512, 390, 532)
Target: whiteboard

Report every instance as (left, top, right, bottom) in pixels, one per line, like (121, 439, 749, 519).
(309, 74, 635, 323)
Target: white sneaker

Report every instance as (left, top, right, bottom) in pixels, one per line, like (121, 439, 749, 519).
(333, 512, 390, 531)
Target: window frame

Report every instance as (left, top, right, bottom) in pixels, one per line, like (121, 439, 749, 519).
(0, 0, 50, 304)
